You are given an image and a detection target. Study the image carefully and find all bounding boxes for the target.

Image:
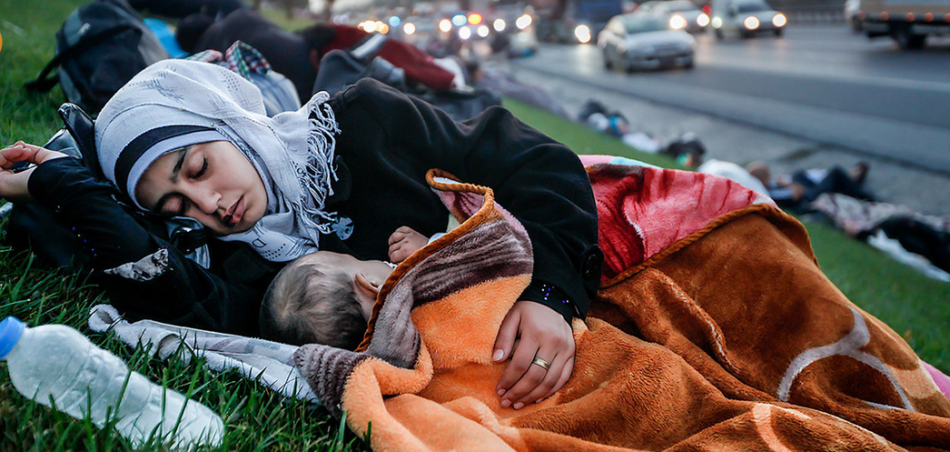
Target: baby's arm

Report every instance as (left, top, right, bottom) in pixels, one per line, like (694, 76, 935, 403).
(387, 226, 430, 263)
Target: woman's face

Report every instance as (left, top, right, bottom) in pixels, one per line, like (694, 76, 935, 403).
(135, 140, 267, 235)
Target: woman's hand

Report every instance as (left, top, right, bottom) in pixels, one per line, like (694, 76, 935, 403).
(0, 142, 67, 202)
(493, 300, 575, 409)
(387, 226, 429, 263)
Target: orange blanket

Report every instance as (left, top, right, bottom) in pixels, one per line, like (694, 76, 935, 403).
(295, 166, 950, 451)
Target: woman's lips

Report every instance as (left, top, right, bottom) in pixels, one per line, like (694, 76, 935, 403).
(224, 196, 245, 227)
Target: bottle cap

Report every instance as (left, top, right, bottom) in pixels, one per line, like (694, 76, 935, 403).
(0, 317, 25, 360)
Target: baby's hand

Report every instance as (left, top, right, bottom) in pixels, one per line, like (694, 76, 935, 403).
(387, 226, 429, 263)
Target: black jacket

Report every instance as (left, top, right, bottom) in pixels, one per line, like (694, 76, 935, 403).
(26, 79, 601, 333)
(28, 157, 277, 334)
(321, 79, 602, 321)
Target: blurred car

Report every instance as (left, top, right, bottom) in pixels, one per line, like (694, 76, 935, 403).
(638, 0, 710, 33)
(400, 16, 439, 48)
(598, 14, 695, 71)
(709, 0, 786, 39)
(487, 1, 540, 57)
(844, 0, 863, 32)
(535, 0, 624, 44)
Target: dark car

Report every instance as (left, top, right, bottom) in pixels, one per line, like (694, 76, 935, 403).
(639, 0, 710, 33)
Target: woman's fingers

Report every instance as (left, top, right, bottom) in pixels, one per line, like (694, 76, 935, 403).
(0, 142, 66, 169)
(544, 355, 574, 400)
(496, 335, 538, 405)
(510, 351, 565, 408)
(493, 307, 521, 366)
(24, 143, 66, 164)
(0, 142, 30, 169)
(493, 301, 576, 408)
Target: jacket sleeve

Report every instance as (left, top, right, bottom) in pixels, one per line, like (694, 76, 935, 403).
(340, 79, 603, 320)
(27, 157, 274, 334)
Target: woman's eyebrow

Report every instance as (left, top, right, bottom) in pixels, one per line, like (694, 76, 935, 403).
(170, 147, 190, 183)
(152, 148, 190, 213)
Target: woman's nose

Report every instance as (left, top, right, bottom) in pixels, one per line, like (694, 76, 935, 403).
(188, 186, 221, 216)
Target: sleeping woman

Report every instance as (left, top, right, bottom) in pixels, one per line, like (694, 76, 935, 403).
(0, 59, 602, 409)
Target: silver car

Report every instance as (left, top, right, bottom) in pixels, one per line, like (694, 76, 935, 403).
(638, 0, 711, 33)
(598, 14, 696, 71)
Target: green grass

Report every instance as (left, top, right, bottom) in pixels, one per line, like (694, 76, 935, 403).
(258, 5, 319, 32)
(0, 0, 365, 450)
(0, 0, 948, 450)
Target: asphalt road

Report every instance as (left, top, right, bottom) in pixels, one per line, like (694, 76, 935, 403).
(510, 24, 950, 174)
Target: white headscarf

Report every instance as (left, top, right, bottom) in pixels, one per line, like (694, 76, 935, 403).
(95, 60, 341, 262)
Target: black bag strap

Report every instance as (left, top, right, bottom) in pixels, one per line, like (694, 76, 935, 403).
(24, 23, 139, 94)
(57, 103, 103, 179)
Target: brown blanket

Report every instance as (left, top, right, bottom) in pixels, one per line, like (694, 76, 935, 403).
(296, 167, 950, 451)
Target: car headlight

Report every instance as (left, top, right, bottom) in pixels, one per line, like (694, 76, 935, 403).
(516, 14, 532, 29)
(772, 13, 787, 27)
(575, 24, 591, 43)
(669, 15, 687, 30)
(494, 18, 506, 32)
(403, 22, 416, 35)
(711, 16, 723, 28)
(439, 19, 452, 32)
(459, 27, 472, 40)
(744, 16, 760, 29)
(697, 13, 710, 27)
(477, 24, 490, 37)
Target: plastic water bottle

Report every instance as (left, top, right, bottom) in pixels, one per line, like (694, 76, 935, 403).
(0, 317, 224, 449)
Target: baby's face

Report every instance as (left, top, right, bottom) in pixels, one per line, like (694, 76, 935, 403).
(135, 140, 268, 235)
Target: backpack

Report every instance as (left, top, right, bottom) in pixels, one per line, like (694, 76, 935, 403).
(313, 48, 501, 122)
(24, 0, 169, 113)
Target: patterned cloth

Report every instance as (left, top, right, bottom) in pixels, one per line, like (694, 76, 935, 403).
(187, 41, 299, 116)
(188, 41, 272, 80)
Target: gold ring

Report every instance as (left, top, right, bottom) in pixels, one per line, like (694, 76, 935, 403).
(531, 356, 552, 371)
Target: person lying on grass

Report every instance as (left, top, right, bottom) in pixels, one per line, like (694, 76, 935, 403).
(0, 59, 602, 409)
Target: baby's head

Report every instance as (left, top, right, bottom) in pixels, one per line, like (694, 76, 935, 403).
(259, 251, 392, 350)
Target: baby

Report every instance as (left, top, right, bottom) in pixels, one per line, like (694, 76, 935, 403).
(260, 225, 575, 409)
(259, 226, 430, 349)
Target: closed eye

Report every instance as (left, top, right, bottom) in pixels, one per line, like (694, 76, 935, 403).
(194, 157, 208, 179)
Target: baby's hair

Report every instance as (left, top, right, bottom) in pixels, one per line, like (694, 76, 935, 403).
(259, 258, 366, 350)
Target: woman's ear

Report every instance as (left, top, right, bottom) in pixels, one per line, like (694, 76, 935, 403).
(354, 273, 380, 320)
